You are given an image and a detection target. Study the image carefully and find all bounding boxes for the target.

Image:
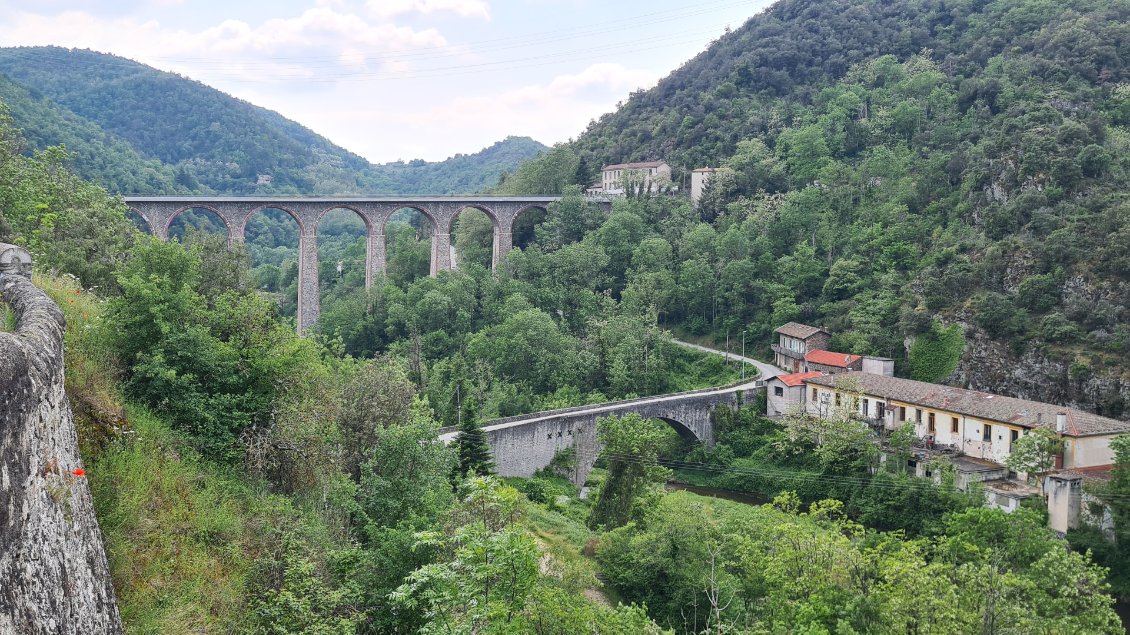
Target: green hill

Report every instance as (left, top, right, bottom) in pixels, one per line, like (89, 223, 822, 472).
(0, 46, 547, 195)
(499, 0, 1130, 417)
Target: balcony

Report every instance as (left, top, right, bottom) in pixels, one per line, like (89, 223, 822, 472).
(771, 344, 804, 360)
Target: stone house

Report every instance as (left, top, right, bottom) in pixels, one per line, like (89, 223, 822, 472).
(766, 371, 824, 417)
(601, 160, 671, 197)
(772, 322, 831, 372)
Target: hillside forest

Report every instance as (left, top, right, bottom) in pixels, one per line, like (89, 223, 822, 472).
(2, 111, 1127, 631)
(4, 0, 1130, 632)
(497, 0, 1130, 419)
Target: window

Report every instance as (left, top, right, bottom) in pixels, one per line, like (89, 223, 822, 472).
(877, 403, 886, 419)
(928, 412, 936, 434)
(812, 388, 818, 401)
(774, 386, 784, 397)
(835, 393, 842, 407)
(915, 409, 923, 424)
(951, 416, 959, 434)
(1011, 429, 1019, 445)
(899, 406, 906, 422)
(862, 398, 869, 416)
(983, 424, 992, 442)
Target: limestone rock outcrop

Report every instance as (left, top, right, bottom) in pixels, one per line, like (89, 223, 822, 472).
(0, 244, 122, 634)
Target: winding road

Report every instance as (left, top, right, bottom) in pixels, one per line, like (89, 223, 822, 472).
(671, 339, 781, 382)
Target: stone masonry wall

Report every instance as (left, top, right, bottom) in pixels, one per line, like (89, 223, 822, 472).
(0, 246, 123, 634)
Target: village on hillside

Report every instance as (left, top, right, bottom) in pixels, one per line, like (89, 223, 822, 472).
(763, 321, 1127, 535)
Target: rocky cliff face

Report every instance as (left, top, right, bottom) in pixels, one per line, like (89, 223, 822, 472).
(0, 245, 122, 634)
(946, 322, 1130, 420)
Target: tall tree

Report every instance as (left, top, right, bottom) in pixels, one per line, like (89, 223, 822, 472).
(588, 413, 672, 529)
(454, 381, 494, 477)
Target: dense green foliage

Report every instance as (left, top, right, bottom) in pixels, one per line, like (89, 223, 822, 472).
(7, 1, 1130, 631)
(676, 405, 984, 537)
(598, 492, 1121, 634)
(0, 47, 547, 195)
(0, 106, 139, 289)
(909, 321, 966, 382)
(504, 0, 1130, 416)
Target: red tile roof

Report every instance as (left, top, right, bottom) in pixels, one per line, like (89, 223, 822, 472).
(775, 371, 825, 387)
(804, 372, 1130, 437)
(805, 350, 861, 368)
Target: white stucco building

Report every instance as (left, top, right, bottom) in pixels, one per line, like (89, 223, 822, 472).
(600, 160, 671, 197)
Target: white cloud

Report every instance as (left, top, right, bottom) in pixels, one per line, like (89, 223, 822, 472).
(0, 5, 666, 163)
(312, 62, 658, 161)
(366, 0, 490, 19)
(0, 6, 449, 83)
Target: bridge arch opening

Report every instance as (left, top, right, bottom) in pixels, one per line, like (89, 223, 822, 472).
(244, 206, 301, 318)
(655, 416, 701, 445)
(317, 207, 370, 305)
(512, 205, 548, 250)
(450, 205, 496, 271)
(167, 206, 230, 243)
(384, 207, 435, 286)
(126, 209, 152, 235)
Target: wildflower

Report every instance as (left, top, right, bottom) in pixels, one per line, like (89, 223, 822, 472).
(72, 468, 85, 477)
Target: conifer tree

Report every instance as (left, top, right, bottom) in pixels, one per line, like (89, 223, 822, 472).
(454, 382, 494, 477)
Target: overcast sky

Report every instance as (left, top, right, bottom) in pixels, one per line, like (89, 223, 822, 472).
(0, 0, 773, 163)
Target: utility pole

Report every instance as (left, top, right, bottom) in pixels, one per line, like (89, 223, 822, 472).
(736, 327, 745, 377)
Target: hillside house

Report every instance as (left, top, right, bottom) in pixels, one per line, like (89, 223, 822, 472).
(766, 371, 824, 417)
(800, 371, 1130, 529)
(601, 160, 671, 197)
(772, 322, 831, 372)
(690, 167, 718, 203)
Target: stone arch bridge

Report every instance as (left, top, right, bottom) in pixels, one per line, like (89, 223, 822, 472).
(123, 196, 610, 333)
(440, 378, 764, 486)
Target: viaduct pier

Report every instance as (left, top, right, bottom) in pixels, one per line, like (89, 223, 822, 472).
(124, 196, 609, 333)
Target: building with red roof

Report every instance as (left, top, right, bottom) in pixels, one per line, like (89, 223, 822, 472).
(766, 371, 826, 417)
(804, 349, 863, 372)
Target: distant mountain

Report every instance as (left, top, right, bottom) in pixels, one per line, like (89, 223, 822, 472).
(0, 46, 547, 195)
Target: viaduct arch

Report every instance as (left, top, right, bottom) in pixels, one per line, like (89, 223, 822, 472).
(124, 197, 608, 333)
(439, 379, 763, 487)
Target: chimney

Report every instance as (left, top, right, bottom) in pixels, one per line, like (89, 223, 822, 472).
(1056, 412, 1067, 435)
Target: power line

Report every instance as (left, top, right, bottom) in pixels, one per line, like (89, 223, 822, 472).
(556, 445, 1130, 502)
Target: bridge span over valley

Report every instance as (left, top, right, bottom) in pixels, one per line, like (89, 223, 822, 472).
(123, 196, 610, 332)
(440, 376, 769, 486)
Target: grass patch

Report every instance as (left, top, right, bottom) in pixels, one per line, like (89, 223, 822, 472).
(91, 406, 255, 633)
(90, 406, 344, 634)
(36, 273, 125, 458)
(667, 345, 744, 391)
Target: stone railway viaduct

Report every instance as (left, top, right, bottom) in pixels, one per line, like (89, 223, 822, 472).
(124, 196, 610, 333)
(440, 378, 765, 487)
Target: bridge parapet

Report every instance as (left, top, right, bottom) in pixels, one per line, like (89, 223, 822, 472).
(442, 378, 763, 486)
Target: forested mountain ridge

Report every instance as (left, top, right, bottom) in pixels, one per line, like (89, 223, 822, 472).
(499, 0, 1130, 419)
(0, 46, 547, 195)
